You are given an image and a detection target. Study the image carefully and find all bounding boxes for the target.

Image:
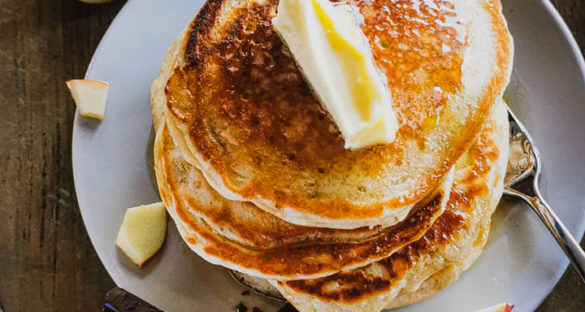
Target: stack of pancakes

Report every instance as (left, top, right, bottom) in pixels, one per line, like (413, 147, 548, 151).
(151, 0, 513, 310)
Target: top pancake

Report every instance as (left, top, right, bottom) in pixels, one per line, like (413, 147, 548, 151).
(162, 0, 513, 229)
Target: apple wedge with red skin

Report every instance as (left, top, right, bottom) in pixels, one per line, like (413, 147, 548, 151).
(477, 302, 514, 312)
(66, 79, 109, 120)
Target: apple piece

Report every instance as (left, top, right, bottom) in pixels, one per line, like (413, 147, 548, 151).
(477, 302, 514, 312)
(79, 0, 116, 3)
(66, 79, 109, 120)
(115, 202, 167, 267)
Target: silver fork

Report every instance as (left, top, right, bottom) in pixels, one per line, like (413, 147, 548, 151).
(504, 106, 585, 283)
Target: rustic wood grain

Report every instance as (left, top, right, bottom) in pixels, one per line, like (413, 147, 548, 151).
(0, 1, 583, 311)
(0, 0, 123, 311)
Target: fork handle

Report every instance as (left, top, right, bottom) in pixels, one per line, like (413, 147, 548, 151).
(506, 188, 585, 282)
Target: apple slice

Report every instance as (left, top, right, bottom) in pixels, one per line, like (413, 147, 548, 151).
(66, 79, 109, 120)
(115, 202, 167, 267)
(477, 302, 514, 312)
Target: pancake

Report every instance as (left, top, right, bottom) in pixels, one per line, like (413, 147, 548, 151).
(158, 0, 513, 229)
(270, 101, 509, 311)
(154, 119, 453, 280)
(151, 29, 455, 280)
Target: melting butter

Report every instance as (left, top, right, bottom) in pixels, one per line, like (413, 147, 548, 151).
(273, 0, 398, 149)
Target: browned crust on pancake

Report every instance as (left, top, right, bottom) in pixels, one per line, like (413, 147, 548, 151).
(164, 0, 512, 223)
(277, 198, 472, 302)
(181, 196, 384, 249)
(184, 0, 223, 63)
(175, 193, 443, 278)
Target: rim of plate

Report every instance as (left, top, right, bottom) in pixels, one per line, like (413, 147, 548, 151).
(520, 0, 585, 310)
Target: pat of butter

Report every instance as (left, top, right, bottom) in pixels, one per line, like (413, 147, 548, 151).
(272, 0, 398, 149)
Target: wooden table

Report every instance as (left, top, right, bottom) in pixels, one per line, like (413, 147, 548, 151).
(0, 0, 583, 311)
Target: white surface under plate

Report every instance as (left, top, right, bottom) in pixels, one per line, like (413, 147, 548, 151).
(72, 0, 585, 311)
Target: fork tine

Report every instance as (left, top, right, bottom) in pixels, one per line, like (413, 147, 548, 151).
(506, 105, 541, 164)
(504, 104, 538, 188)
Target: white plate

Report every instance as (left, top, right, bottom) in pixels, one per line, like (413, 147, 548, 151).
(72, 0, 585, 311)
